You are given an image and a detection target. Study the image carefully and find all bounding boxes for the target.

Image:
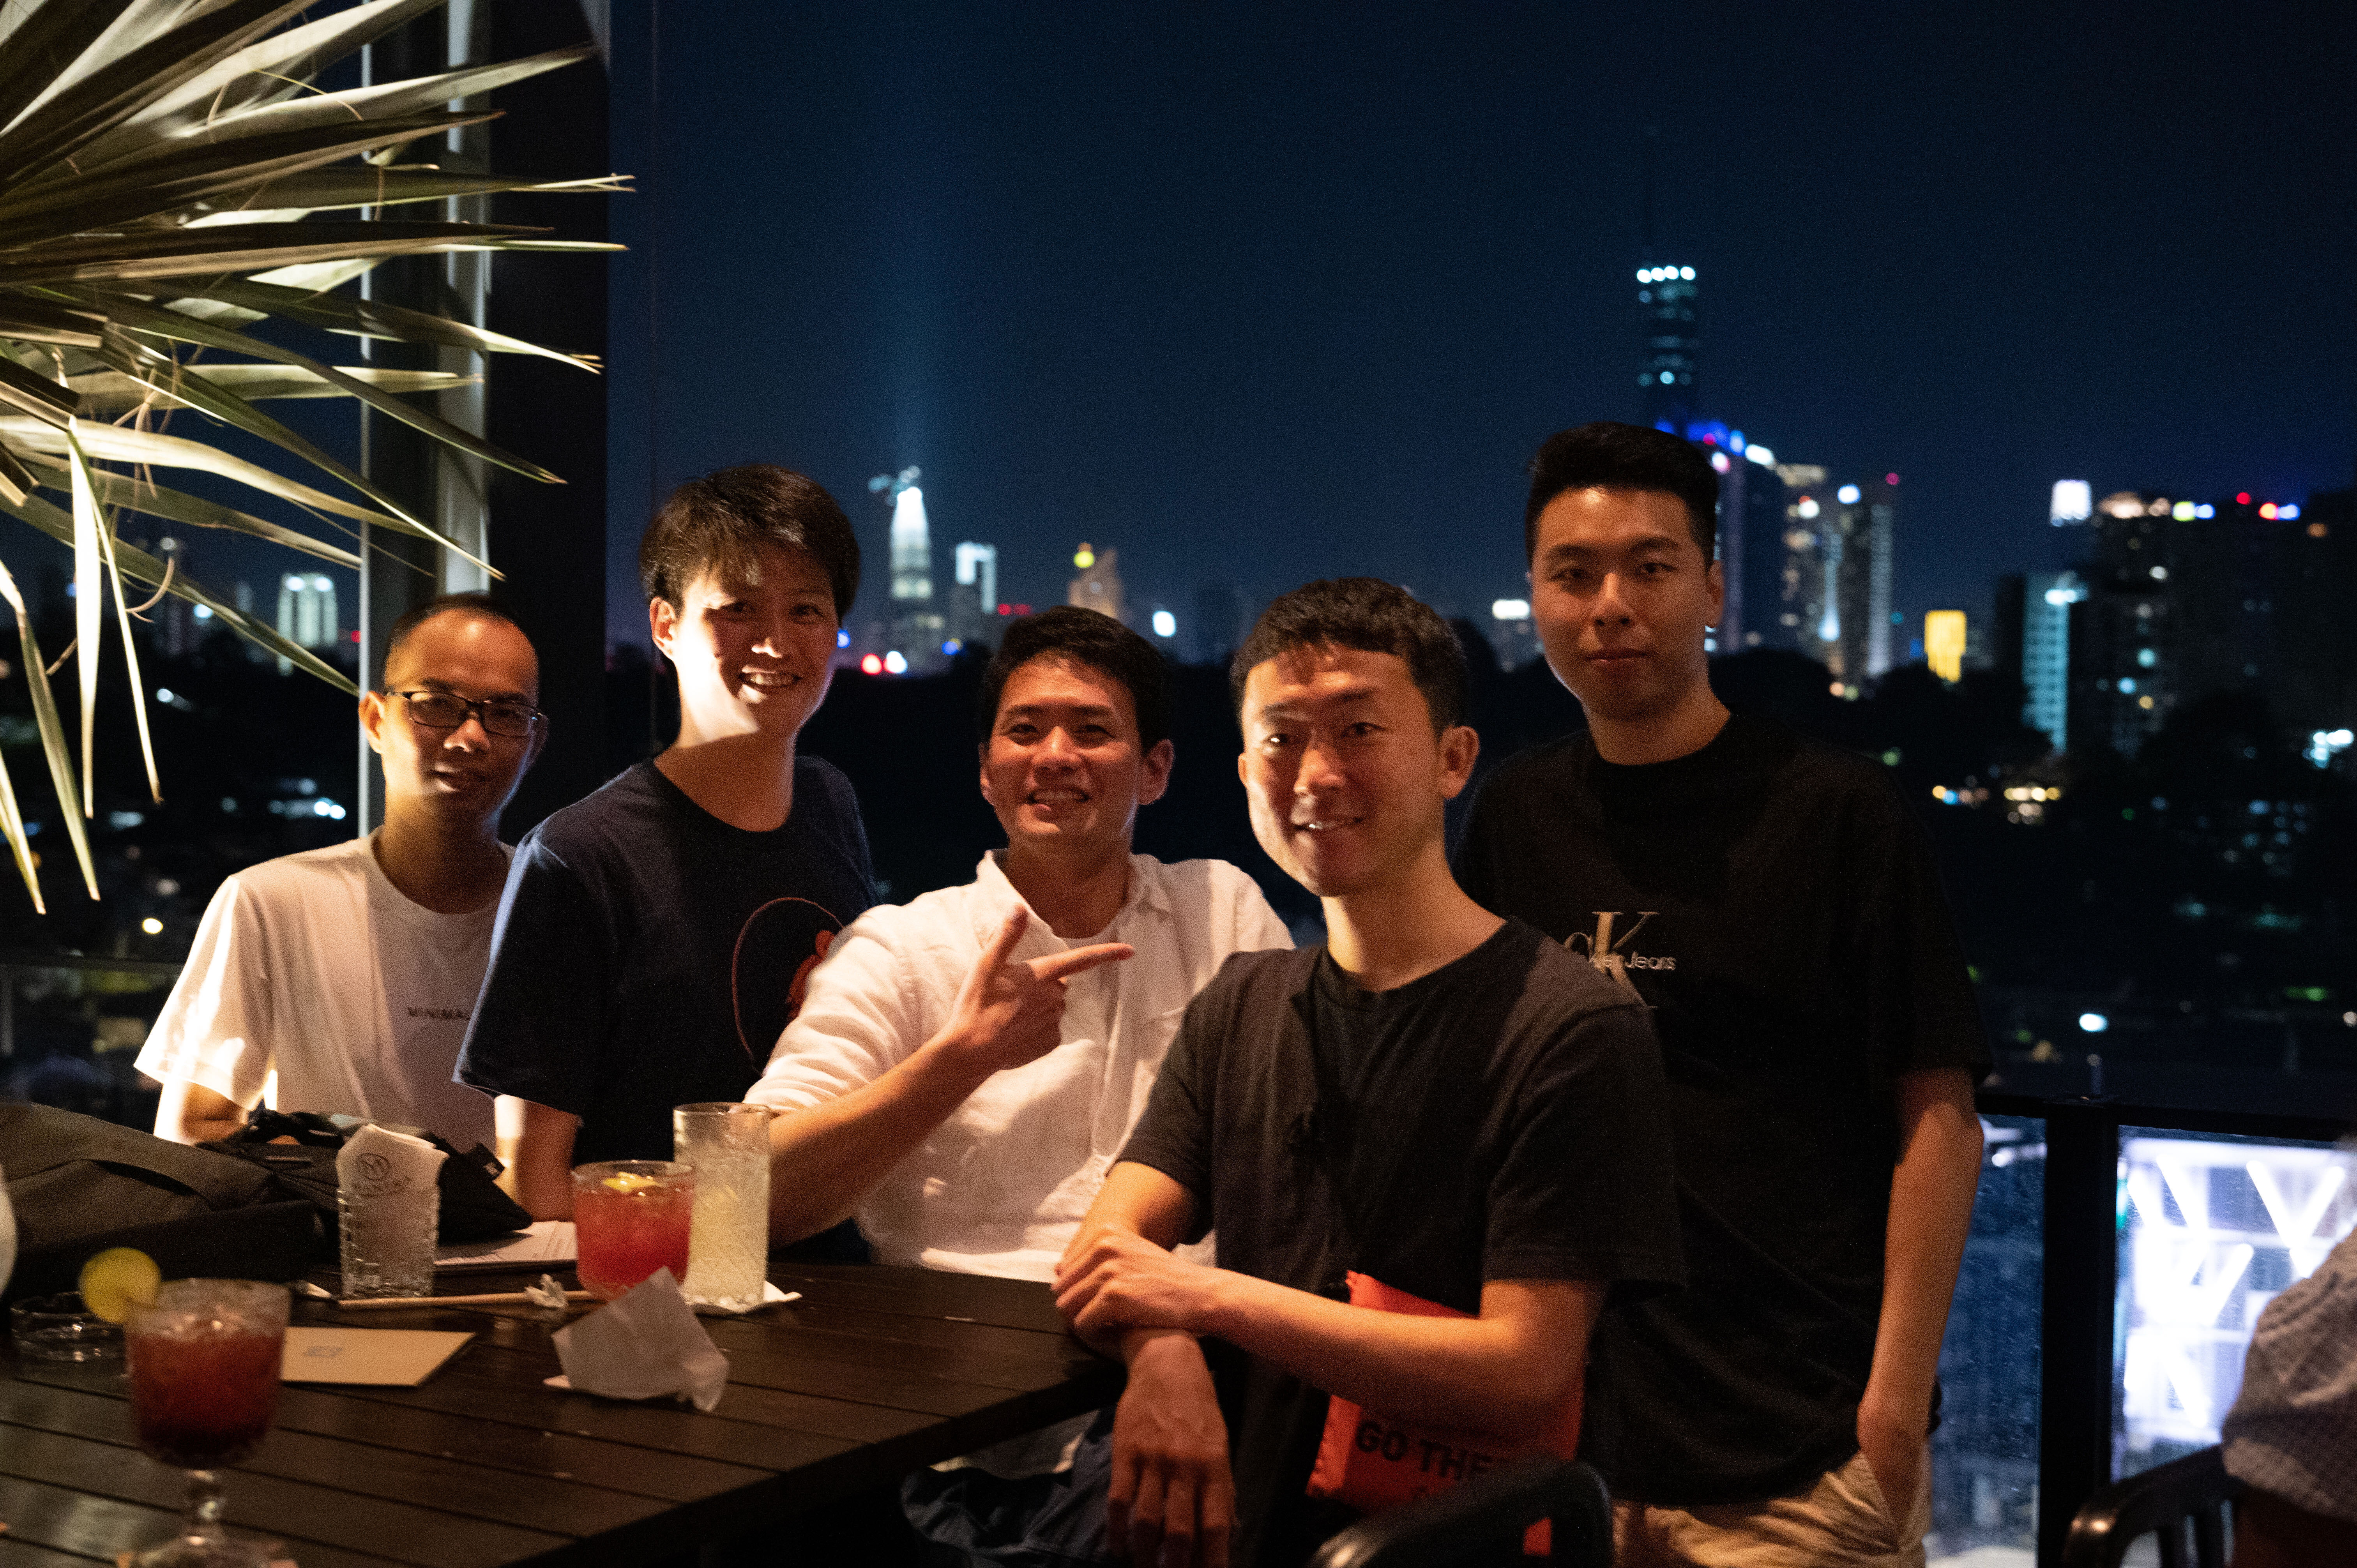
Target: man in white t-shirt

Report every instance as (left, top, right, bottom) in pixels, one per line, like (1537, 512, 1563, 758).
(140, 595, 545, 1154)
(748, 606, 1290, 1559)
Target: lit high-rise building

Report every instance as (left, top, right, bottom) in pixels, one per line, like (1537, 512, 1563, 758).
(945, 542, 998, 648)
(1776, 470, 1899, 687)
(1924, 611, 1967, 683)
(277, 573, 339, 649)
(1636, 264, 1700, 434)
(889, 484, 933, 604)
(2021, 570, 2082, 752)
(1068, 542, 1125, 623)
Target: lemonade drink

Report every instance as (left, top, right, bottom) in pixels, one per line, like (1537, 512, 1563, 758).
(673, 1103, 772, 1310)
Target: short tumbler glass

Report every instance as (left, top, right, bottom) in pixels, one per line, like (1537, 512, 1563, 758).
(10, 1290, 123, 1361)
(571, 1160, 695, 1300)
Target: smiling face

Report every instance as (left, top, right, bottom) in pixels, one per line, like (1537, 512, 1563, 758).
(1237, 644, 1477, 901)
(361, 610, 542, 828)
(980, 655, 1172, 864)
(649, 543, 840, 744)
(1529, 485, 1723, 731)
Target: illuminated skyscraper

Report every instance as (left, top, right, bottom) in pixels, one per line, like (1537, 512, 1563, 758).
(1774, 470, 1900, 687)
(2021, 570, 2082, 752)
(945, 542, 998, 648)
(889, 483, 932, 604)
(1637, 263, 1699, 433)
(1068, 542, 1125, 623)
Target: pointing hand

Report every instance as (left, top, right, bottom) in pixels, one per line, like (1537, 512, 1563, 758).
(943, 906, 1133, 1075)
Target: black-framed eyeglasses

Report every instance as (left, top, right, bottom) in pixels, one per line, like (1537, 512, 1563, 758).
(387, 690, 543, 738)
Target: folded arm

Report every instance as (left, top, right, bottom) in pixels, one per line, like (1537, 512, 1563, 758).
(497, 1097, 581, 1219)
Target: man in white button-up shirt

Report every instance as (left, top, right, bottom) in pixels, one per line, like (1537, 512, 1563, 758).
(751, 606, 1290, 1272)
(749, 607, 1289, 1562)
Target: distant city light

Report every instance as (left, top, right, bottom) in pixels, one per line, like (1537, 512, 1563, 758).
(2281, 504, 2301, 521)
(1073, 544, 1095, 569)
(2118, 678, 2137, 694)
(860, 653, 883, 675)
(191, 604, 213, 620)
(2044, 585, 2083, 606)
(836, 629, 850, 648)
(1659, 371, 1674, 384)
(1924, 611, 1967, 683)
(1152, 611, 1177, 638)
(2173, 501, 2197, 521)
(1729, 431, 1746, 453)
(1745, 444, 1776, 467)
(141, 917, 163, 935)
(883, 651, 908, 675)
(1837, 484, 1861, 505)
(1491, 599, 1530, 622)
(2080, 1013, 2109, 1033)
(1885, 473, 1900, 486)
(942, 639, 961, 656)
(2137, 648, 2158, 667)
(2050, 480, 2093, 524)
(2308, 729, 2354, 768)
(2151, 566, 2168, 580)
(1710, 451, 1731, 473)
(2194, 503, 2215, 519)
(2260, 503, 2277, 519)
(2237, 493, 2251, 505)
(155, 688, 173, 704)
(1680, 267, 1694, 279)
(1796, 498, 1820, 519)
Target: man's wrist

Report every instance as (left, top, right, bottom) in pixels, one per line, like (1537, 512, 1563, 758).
(1120, 1325, 1200, 1365)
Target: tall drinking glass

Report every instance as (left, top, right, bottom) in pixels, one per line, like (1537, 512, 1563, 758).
(124, 1279, 288, 1568)
(570, 1160, 695, 1300)
(673, 1103, 773, 1310)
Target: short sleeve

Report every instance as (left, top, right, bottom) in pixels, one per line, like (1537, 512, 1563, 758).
(135, 876, 272, 1108)
(1482, 1001, 1685, 1293)
(1850, 780, 1990, 1082)
(748, 914, 924, 1111)
(1115, 991, 1216, 1208)
(455, 830, 614, 1115)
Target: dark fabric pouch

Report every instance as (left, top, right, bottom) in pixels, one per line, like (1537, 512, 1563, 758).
(205, 1109, 532, 1242)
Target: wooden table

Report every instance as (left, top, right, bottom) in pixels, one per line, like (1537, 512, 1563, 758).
(0, 1262, 1120, 1568)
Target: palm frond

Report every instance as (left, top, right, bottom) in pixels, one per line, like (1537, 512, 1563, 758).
(0, 0, 618, 908)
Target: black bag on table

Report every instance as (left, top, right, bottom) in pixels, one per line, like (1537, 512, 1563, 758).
(0, 1101, 329, 1304)
(203, 1108, 532, 1243)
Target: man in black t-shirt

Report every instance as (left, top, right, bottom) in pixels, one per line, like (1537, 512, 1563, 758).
(459, 466, 876, 1216)
(1455, 422, 1988, 1566)
(1057, 579, 1682, 1568)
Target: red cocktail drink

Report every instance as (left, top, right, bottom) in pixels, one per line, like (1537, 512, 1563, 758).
(129, 1327, 282, 1467)
(571, 1160, 695, 1300)
(122, 1278, 289, 1568)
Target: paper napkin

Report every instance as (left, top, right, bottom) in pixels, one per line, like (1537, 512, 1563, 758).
(547, 1269, 729, 1411)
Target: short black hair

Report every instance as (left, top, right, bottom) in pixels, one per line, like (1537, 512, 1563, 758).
(380, 593, 534, 687)
(1230, 577, 1466, 733)
(639, 464, 861, 618)
(1524, 421, 1720, 562)
(977, 606, 1172, 752)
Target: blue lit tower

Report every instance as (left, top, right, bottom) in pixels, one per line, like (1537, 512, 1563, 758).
(1637, 263, 1700, 433)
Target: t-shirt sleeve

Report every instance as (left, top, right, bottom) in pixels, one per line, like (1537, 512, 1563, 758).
(1114, 985, 1218, 1211)
(134, 875, 272, 1109)
(1851, 777, 1991, 1082)
(2222, 1232, 2357, 1525)
(1452, 771, 1509, 915)
(1482, 999, 1685, 1294)
(747, 914, 923, 1111)
(455, 830, 613, 1116)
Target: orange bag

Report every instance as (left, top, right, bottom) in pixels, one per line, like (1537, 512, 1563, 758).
(1304, 1271, 1583, 1554)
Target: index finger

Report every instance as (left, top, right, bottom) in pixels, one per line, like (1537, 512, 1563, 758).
(1031, 942, 1136, 984)
(980, 905, 1031, 969)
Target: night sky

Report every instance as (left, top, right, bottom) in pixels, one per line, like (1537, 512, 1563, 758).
(599, 2, 2353, 656)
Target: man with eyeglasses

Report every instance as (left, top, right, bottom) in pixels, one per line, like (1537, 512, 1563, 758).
(142, 593, 544, 1154)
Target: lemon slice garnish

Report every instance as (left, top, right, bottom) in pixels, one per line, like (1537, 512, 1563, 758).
(79, 1247, 162, 1324)
(601, 1172, 659, 1194)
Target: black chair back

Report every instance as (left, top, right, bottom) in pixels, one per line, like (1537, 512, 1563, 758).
(2062, 1445, 2242, 1568)
(1309, 1454, 1611, 1568)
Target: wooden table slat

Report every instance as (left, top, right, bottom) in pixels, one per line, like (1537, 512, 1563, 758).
(0, 1471, 416, 1568)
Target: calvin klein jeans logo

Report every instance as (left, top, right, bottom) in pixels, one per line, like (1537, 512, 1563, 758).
(1562, 911, 1673, 1001)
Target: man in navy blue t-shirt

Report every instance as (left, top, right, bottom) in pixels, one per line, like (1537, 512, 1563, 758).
(459, 465, 876, 1217)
